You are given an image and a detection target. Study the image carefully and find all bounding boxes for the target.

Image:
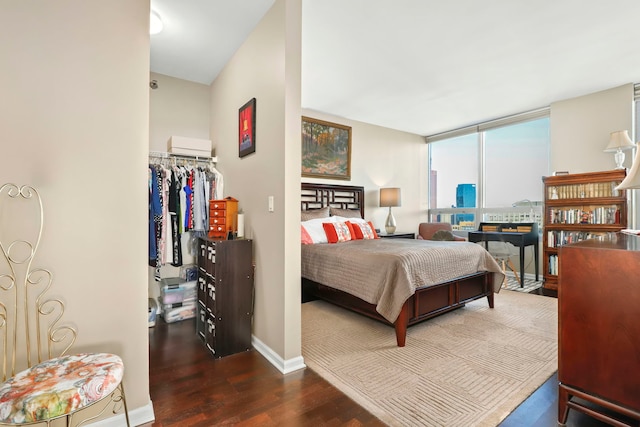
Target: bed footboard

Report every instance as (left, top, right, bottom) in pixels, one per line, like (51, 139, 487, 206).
(302, 271, 495, 347)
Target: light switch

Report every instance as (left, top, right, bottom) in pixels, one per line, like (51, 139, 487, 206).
(268, 196, 274, 212)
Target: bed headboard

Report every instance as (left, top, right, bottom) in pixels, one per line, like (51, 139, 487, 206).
(301, 183, 365, 219)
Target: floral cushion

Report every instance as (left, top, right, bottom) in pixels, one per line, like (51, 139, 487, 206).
(0, 353, 124, 423)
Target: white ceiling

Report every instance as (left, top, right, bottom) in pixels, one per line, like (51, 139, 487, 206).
(150, 0, 640, 136)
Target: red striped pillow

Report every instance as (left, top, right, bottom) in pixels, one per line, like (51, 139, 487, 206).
(350, 221, 379, 240)
(322, 222, 354, 243)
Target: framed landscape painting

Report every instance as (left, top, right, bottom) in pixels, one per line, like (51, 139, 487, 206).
(301, 116, 351, 180)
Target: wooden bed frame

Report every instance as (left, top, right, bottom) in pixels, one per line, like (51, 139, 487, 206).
(301, 182, 495, 347)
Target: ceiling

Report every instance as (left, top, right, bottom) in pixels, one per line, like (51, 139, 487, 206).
(150, 0, 640, 137)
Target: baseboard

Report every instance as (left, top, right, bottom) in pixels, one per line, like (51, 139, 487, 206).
(87, 399, 155, 427)
(252, 334, 306, 374)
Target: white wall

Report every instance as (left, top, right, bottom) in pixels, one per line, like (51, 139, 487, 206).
(301, 110, 427, 234)
(209, 0, 304, 369)
(551, 83, 634, 173)
(0, 1, 152, 424)
(149, 72, 211, 151)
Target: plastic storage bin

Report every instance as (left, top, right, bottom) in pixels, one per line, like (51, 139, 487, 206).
(158, 278, 197, 305)
(158, 278, 197, 323)
(148, 298, 158, 327)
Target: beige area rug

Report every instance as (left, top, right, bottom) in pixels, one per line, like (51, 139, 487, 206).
(302, 290, 557, 427)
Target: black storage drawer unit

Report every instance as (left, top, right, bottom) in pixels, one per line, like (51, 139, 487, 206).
(196, 238, 254, 358)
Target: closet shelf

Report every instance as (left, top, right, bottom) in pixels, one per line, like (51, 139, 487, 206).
(149, 150, 217, 163)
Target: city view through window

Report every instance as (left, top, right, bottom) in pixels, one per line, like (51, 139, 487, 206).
(428, 117, 550, 231)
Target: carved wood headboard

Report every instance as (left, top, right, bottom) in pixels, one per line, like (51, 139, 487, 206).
(301, 183, 365, 219)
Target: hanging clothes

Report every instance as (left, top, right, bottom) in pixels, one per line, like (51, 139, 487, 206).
(210, 166, 223, 200)
(183, 170, 193, 232)
(148, 154, 220, 271)
(149, 165, 164, 280)
(169, 168, 182, 266)
(161, 166, 173, 266)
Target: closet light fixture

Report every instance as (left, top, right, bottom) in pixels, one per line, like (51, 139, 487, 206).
(150, 10, 163, 35)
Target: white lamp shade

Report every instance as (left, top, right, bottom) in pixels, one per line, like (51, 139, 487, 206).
(616, 143, 640, 190)
(380, 188, 401, 207)
(605, 130, 634, 152)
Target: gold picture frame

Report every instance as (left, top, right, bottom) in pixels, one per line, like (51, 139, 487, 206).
(301, 116, 351, 180)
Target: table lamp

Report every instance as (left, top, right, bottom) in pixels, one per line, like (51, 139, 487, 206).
(604, 130, 635, 170)
(380, 187, 401, 234)
(616, 139, 640, 190)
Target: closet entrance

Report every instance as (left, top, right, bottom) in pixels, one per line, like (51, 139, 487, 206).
(148, 151, 222, 324)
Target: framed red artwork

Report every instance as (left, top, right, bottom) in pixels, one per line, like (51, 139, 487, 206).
(239, 98, 256, 158)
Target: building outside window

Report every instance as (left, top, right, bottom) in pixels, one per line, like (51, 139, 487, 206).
(428, 133, 478, 227)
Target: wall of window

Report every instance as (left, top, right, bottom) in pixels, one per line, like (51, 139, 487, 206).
(427, 110, 550, 230)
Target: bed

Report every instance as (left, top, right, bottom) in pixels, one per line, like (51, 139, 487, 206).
(301, 182, 504, 347)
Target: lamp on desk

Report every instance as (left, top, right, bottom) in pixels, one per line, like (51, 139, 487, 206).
(380, 187, 401, 234)
(604, 130, 635, 170)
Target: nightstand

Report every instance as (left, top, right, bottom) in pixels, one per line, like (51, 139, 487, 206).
(378, 232, 415, 239)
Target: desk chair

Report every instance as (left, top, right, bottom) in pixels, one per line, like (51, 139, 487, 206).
(0, 184, 129, 426)
(488, 241, 521, 288)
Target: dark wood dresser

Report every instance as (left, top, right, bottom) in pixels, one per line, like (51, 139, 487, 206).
(558, 233, 640, 425)
(196, 238, 254, 358)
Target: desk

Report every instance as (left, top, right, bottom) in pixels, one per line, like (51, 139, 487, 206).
(468, 222, 539, 286)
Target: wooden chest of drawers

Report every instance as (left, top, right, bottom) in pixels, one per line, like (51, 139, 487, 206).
(196, 238, 254, 358)
(209, 197, 238, 239)
(558, 233, 640, 425)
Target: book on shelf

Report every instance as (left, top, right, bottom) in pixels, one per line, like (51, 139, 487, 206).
(547, 230, 616, 248)
(548, 254, 559, 275)
(548, 207, 619, 225)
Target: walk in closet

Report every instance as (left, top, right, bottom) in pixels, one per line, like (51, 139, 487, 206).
(148, 151, 222, 321)
(148, 150, 255, 359)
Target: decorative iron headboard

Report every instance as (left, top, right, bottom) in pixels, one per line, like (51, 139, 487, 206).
(301, 183, 365, 218)
(0, 183, 76, 381)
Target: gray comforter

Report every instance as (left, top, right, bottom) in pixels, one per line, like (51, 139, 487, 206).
(301, 239, 505, 322)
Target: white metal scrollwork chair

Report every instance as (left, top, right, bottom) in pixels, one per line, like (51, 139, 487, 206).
(0, 184, 129, 426)
(488, 240, 521, 288)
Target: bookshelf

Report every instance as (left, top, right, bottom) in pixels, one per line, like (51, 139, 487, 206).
(542, 169, 627, 292)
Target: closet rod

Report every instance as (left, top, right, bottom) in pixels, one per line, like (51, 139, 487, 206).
(149, 150, 218, 163)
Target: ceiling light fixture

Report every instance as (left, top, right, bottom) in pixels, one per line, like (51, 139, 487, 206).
(150, 10, 163, 35)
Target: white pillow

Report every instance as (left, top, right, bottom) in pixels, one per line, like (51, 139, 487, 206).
(301, 216, 341, 244)
(332, 215, 367, 224)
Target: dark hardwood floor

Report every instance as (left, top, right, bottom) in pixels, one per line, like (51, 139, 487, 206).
(143, 304, 631, 427)
(142, 318, 384, 426)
